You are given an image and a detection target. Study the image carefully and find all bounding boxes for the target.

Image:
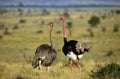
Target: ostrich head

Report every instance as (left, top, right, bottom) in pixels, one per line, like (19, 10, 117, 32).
(32, 55, 39, 68)
(76, 39, 92, 53)
(60, 17, 65, 21)
(32, 54, 46, 69)
(48, 22, 54, 27)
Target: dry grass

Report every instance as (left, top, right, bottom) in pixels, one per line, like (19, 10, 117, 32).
(0, 8, 120, 79)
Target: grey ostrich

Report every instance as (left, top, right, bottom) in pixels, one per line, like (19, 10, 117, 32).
(32, 22, 57, 71)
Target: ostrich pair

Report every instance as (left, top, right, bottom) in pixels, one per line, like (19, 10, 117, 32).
(32, 17, 91, 74)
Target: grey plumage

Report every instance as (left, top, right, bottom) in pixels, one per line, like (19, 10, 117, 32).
(32, 44, 57, 68)
(32, 22, 57, 70)
(76, 39, 92, 53)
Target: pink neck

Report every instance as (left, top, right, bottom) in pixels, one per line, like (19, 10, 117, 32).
(62, 19, 67, 37)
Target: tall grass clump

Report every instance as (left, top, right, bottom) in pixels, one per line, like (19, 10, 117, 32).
(90, 62, 120, 79)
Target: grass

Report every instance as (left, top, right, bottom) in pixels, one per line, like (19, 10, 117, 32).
(0, 8, 120, 79)
(90, 62, 120, 79)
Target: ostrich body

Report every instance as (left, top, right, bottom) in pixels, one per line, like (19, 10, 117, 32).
(32, 22, 57, 70)
(60, 17, 91, 73)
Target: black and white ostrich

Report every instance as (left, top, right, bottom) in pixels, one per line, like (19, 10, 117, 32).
(32, 22, 57, 71)
(60, 17, 91, 73)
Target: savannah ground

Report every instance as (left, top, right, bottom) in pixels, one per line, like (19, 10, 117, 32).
(0, 7, 120, 79)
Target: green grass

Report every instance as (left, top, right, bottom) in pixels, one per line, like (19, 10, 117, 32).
(0, 8, 120, 79)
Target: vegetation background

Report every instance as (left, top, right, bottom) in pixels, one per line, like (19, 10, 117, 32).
(0, 7, 120, 79)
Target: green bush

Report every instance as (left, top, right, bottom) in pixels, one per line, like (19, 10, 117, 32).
(88, 16, 100, 27)
(19, 19, 26, 24)
(16, 75, 29, 79)
(90, 62, 120, 79)
(63, 10, 70, 18)
(115, 10, 120, 14)
(13, 24, 19, 30)
(105, 50, 114, 57)
(36, 30, 43, 34)
(113, 24, 119, 32)
(56, 30, 61, 34)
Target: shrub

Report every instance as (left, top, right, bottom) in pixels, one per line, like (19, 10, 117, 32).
(105, 50, 114, 57)
(13, 24, 19, 30)
(36, 30, 43, 34)
(88, 16, 100, 27)
(115, 10, 120, 14)
(113, 24, 119, 32)
(101, 15, 107, 19)
(56, 30, 61, 34)
(19, 19, 26, 24)
(16, 75, 29, 79)
(90, 62, 120, 79)
(63, 10, 70, 18)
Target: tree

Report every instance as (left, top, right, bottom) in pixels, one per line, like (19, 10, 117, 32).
(19, 2, 23, 7)
(41, 9, 50, 16)
(63, 10, 70, 19)
(88, 16, 100, 27)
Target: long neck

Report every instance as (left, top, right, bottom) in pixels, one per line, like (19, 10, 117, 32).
(62, 20, 67, 37)
(62, 19, 67, 44)
(49, 26, 53, 48)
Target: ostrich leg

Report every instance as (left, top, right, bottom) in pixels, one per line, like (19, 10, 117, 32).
(38, 60, 42, 70)
(69, 59, 73, 74)
(77, 58, 80, 72)
(46, 67, 49, 79)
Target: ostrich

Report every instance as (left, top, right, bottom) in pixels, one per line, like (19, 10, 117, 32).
(60, 17, 91, 73)
(32, 22, 57, 71)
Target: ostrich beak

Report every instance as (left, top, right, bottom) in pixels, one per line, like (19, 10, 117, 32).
(60, 18, 62, 20)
